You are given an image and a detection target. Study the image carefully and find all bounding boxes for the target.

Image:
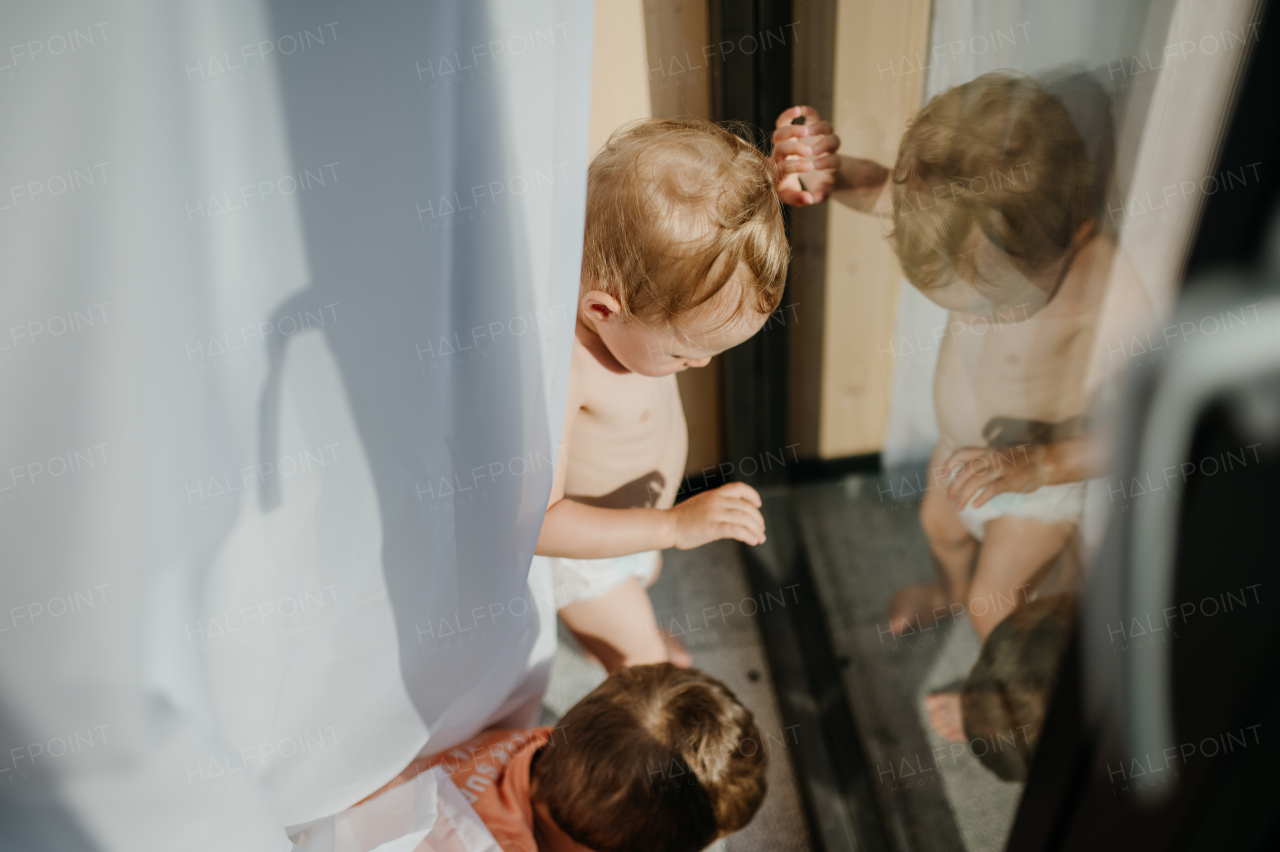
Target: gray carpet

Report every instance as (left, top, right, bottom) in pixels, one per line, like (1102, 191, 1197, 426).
(541, 540, 813, 852)
(792, 476, 1023, 852)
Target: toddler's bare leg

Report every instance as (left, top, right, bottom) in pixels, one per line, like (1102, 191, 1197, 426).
(636, 553, 693, 666)
(558, 577, 671, 674)
(919, 466, 979, 602)
(889, 444, 978, 634)
(966, 516, 1074, 641)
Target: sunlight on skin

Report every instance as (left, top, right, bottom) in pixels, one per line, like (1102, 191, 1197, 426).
(576, 262, 771, 378)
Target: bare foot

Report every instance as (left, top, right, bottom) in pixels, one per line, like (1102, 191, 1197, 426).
(924, 692, 965, 743)
(888, 583, 948, 636)
(662, 629, 693, 668)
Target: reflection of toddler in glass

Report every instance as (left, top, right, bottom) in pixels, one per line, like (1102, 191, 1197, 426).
(959, 594, 1074, 780)
(772, 73, 1151, 643)
(536, 119, 790, 672)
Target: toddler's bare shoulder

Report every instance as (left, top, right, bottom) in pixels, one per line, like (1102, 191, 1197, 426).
(1100, 241, 1155, 324)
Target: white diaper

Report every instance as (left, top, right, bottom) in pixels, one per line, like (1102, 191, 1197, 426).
(543, 550, 662, 610)
(957, 481, 1088, 542)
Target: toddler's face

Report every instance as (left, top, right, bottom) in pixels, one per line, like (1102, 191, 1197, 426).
(922, 237, 1060, 319)
(605, 309, 767, 377)
(584, 265, 771, 377)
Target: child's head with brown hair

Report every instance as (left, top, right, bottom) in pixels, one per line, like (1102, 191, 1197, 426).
(890, 72, 1095, 316)
(530, 663, 767, 852)
(580, 119, 789, 377)
(961, 594, 1075, 782)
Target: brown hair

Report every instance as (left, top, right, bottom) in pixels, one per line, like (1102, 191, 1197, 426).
(961, 594, 1075, 782)
(891, 72, 1093, 293)
(582, 119, 789, 326)
(530, 663, 767, 852)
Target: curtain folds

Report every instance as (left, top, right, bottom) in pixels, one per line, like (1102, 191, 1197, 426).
(0, 1, 592, 848)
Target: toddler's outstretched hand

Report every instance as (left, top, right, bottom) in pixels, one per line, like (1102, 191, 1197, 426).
(671, 482, 766, 549)
(772, 105, 841, 206)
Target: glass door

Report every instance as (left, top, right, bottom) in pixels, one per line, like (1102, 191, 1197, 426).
(718, 1, 1269, 850)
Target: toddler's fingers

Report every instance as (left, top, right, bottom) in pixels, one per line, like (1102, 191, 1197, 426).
(968, 482, 1003, 509)
(721, 521, 765, 547)
(805, 133, 841, 155)
(944, 469, 974, 502)
(775, 105, 819, 128)
(771, 125, 810, 144)
(720, 501, 765, 535)
(772, 137, 814, 159)
(774, 106, 806, 128)
(718, 509, 766, 548)
(777, 159, 816, 176)
(944, 455, 983, 486)
(719, 481, 763, 507)
(811, 153, 841, 172)
(953, 469, 1000, 509)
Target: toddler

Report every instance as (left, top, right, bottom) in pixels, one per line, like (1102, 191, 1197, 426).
(361, 663, 768, 852)
(535, 119, 789, 672)
(771, 73, 1151, 642)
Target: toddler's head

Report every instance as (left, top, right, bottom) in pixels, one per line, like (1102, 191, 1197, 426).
(961, 594, 1074, 782)
(530, 663, 767, 852)
(890, 72, 1095, 316)
(581, 119, 789, 376)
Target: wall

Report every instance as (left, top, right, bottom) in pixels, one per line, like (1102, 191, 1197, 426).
(813, 0, 932, 458)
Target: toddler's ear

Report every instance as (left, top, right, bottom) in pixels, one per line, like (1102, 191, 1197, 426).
(582, 289, 623, 322)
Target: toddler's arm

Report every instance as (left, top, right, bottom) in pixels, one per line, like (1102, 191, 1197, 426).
(943, 437, 1095, 510)
(536, 481, 766, 558)
(535, 377, 766, 559)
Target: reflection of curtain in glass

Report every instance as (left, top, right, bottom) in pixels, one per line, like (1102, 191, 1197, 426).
(0, 1, 591, 848)
(882, 0, 1152, 475)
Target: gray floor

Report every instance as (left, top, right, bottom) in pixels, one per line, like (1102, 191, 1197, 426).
(541, 540, 813, 852)
(792, 477, 1023, 852)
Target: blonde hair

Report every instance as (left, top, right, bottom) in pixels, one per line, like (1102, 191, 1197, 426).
(582, 119, 788, 326)
(891, 72, 1093, 292)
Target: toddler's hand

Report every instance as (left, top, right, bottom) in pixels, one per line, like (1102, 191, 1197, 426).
(670, 482, 766, 549)
(772, 105, 841, 206)
(944, 445, 1049, 510)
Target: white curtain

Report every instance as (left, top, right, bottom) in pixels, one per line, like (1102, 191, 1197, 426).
(0, 1, 591, 849)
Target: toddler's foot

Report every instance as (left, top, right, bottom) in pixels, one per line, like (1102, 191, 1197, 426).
(888, 583, 948, 635)
(924, 691, 965, 743)
(662, 629, 693, 668)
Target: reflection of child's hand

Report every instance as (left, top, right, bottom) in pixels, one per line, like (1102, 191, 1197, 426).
(944, 445, 1050, 510)
(670, 482, 766, 549)
(772, 106, 841, 206)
